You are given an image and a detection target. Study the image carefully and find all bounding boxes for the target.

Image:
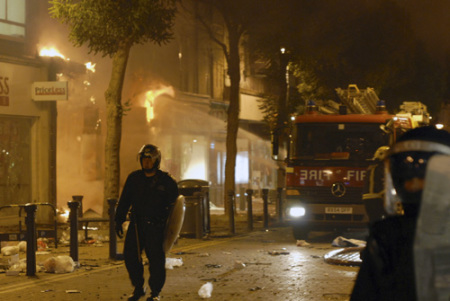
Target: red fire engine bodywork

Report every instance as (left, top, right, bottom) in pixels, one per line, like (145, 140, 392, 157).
(285, 112, 395, 239)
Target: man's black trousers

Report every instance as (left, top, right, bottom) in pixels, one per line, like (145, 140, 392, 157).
(123, 221, 166, 296)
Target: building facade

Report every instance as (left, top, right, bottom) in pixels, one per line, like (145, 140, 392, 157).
(0, 0, 56, 224)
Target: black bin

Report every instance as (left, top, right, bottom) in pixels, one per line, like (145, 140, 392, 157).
(178, 179, 210, 238)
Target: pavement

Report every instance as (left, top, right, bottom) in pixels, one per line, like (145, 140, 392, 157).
(0, 202, 364, 300)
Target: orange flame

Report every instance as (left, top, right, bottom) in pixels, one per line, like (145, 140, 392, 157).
(144, 86, 174, 122)
(39, 47, 66, 60)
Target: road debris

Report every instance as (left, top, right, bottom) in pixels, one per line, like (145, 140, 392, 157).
(268, 250, 290, 255)
(43, 255, 75, 273)
(233, 260, 246, 269)
(244, 262, 272, 266)
(1, 245, 19, 256)
(331, 236, 366, 248)
(198, 282, 213, 299)
(165, 257, 183, 269)
(249, 286, 263, 291)
(296, 240, 311, 247)
(205, 264, 222, 268)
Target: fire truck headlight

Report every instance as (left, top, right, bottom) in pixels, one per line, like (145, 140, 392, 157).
(289, 206, 306, 218)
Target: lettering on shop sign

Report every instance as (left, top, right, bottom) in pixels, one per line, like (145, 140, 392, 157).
(298, 169, 366, 182)
(34, 86, 66, 95)
(0, 76, 10, 106)
(31, 81, 68, 101)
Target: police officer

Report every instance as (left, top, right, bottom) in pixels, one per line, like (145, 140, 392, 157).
(115, 144, 179, 301)
(351, 126, 450, 301)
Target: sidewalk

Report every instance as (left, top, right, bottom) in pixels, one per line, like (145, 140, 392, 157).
(0, 203, 282, 282)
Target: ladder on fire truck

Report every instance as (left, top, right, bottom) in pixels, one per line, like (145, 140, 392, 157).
(335, 84, 380, 114)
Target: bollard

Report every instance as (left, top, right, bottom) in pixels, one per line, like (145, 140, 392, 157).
(24, 204, 37, 276)
(227, 190, 235, 235)
(276, 187, 283, 222)
(246, 189, 253, 231)
(262, 189, 269, 230)
(239, 187, 246, 211)
(108, 198, 119, 260)
(72, 195, 84, 218)
(68, 200, 79, 263)
(193, 192, 204, 239)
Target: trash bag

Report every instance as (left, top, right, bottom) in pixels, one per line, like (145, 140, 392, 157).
(43, 255, 75, 273)
(198, 282, 213, 299)
(18, 241, 27, 252)
(1, 245, 19, 256)
(9, 259, 26, 272)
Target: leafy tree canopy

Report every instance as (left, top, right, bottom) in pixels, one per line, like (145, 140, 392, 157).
(50, 0, 177, 57)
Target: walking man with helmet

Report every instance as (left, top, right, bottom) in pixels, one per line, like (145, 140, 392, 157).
(351, 126, 450, 301)
(115, 144, 179, 301)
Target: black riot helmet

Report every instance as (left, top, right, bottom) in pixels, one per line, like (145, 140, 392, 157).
(138, 144, 161, 173)
(385, 126, 450, 216)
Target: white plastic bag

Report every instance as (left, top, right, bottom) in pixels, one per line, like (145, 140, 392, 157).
(198, 282, 213, 299)
(18, 241, 27, 252)
(1, 245, 19, 256)
(44, 255, 75, 273)
(165, 257, 183, 269)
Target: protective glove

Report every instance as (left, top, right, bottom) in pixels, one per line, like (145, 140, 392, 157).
(115, 222, 124, 239)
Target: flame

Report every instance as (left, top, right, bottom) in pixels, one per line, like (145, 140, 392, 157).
(57, 208, 70, 223)
(85, 62, 96, 72)
(145, 91, 156, 122)
(144, 86, 174, 122)
(39, 47, 66, 60)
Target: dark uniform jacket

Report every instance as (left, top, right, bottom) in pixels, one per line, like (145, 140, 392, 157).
(351, 215, 417, 301)
(115, 169, 179, 226)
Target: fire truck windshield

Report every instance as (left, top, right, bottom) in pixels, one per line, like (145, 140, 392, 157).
(290, 123, 389, 161)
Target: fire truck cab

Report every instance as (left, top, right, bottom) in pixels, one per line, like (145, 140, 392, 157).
(282, 100, 418, 239)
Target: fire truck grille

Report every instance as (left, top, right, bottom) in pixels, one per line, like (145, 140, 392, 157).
(301, 187, 363, 204)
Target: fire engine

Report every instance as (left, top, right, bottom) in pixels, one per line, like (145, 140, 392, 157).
(278, 97, 424, 239)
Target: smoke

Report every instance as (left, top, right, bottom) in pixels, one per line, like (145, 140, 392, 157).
(395, 0, 450, 61)
(36, 1, 274, 215)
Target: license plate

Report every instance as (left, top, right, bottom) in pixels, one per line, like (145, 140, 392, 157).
(325, 207, 353, 214)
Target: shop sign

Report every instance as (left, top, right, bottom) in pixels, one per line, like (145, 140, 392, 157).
(31, 81, 68, 101)
(0, 76, 9, 106)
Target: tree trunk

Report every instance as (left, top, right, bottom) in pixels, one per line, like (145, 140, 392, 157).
(224, 29, 241, 220)
(103, 44, 131, 216)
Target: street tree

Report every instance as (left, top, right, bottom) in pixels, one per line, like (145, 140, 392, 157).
(184, 1, 263, 213)
(245, 1, 305, 158)
(50, 0, 177, 216)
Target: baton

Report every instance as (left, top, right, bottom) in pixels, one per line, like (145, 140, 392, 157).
(132, 210, 142, 263)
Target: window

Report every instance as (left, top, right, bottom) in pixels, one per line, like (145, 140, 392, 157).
(0, 0, 26, 39)
(291, 123, 389, 161)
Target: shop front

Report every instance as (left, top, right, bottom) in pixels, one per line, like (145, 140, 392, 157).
(0, 58, 55, 225)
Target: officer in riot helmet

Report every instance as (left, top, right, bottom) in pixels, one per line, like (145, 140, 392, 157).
(115, 144, 179, 301)
(351, 126, 450, 301)
(138, 144, 161, 174)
